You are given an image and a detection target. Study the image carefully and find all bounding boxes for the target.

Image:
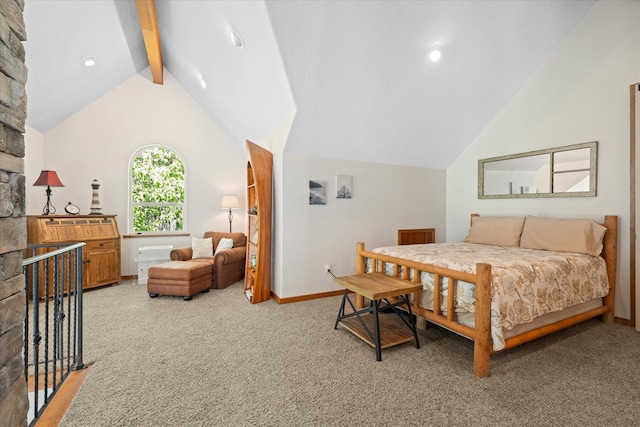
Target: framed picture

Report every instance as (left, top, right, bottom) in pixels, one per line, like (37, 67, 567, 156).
(309, 180, 327, 205)
(336, 174, 352, 199)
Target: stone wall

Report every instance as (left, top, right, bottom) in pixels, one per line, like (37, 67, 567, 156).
(0, 1, 28, 426)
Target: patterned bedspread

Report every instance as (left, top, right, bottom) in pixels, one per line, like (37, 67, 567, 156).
(369, 242, 610, 350)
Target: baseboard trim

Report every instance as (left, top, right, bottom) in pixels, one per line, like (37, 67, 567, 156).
(121, 275, 137, 280)
(271, 289, 346, 304)
(614, 316, 631, 326)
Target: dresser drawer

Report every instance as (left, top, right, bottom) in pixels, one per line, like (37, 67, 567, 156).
(86, 240, 116, 251)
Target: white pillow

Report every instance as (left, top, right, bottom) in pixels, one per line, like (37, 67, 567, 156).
(192, 237, 213, 259)
(214, 238, 234, 255)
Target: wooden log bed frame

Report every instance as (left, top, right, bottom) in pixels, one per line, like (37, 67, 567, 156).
(355, 215, 618, 377)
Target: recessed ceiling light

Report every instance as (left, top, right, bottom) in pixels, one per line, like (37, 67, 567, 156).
(82, 56, 96, 67)
(228, 28, 244, 49)
(426, 47, 441, 63)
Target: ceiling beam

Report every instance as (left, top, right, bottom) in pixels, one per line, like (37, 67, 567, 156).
(135, 0, 163, 84)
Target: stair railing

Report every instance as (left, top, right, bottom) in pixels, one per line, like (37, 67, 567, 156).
(22, 242, 85, 426)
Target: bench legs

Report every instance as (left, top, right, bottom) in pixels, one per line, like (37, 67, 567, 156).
(372, 299, 381, 361)
(335, 290, 419, 361)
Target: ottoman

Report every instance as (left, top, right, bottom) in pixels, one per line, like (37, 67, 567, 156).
(147, 261, 213, 301)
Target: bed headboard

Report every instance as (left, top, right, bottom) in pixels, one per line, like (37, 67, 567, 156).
(469, 214, 618, 322)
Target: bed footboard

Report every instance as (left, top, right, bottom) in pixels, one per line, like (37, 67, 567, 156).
(355, 242, 493, 377)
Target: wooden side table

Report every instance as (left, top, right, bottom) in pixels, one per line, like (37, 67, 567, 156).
(334, 272, 422, 361)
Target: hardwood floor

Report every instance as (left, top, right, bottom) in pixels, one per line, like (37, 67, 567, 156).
(28, 366, 90, 427)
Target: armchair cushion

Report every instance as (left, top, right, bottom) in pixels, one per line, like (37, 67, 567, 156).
(214, 237, 234, 255)
(192, 237, 213, 259)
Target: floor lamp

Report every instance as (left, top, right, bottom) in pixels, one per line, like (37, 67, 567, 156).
(221, 195, 240, 233)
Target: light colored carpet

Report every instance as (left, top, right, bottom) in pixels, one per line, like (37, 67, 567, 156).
(60, 280, 640, 426)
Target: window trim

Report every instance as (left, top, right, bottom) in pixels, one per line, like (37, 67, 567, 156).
(128, 144, 187, 235)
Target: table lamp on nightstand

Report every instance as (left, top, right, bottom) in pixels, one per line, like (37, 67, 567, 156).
(221, 194, 240, 233)
(33, 170, 64, 215)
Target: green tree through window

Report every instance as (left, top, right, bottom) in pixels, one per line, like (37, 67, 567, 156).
(131, 146, 185, 232)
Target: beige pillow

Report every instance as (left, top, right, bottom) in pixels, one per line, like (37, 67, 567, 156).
(214, 237, 234, 255)
(520, 216, 606, 256)
(192, 237, 213, 259)
(463, 216, 525, 247)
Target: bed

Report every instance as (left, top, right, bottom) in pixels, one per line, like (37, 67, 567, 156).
(355, 214, 617, 377)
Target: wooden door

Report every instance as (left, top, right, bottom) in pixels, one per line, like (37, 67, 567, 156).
(85, 240, 119, 288)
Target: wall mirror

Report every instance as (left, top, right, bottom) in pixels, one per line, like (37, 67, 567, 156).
(478, 141, 597, 199)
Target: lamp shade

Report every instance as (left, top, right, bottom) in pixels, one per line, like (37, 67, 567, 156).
(33, 170, 64, 187)
(220, 195, 240, 210)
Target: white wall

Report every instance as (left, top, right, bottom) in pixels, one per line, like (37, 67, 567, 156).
(258, 112, 295, 302)
(278, 154, 446, 299)
(24, 126, 44, 212)
(24, 69, 247, 277)
(447, 1, 640, 319)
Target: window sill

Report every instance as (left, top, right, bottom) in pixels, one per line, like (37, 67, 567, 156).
(123, 232, 190, 239)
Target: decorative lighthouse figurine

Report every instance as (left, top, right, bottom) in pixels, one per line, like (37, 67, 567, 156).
(89, 179, 102, 215)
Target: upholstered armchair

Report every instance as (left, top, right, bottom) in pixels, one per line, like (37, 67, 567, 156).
(170, 231, 247, 289)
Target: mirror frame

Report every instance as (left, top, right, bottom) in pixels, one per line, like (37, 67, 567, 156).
(478, 141, 597, 199)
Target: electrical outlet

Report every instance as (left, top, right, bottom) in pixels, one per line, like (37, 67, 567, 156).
(325, 264, 331, 273)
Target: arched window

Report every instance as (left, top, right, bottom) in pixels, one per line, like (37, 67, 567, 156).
(129, 146, 186, 233)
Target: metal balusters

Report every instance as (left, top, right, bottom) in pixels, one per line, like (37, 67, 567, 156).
(22, 243, 85, 426)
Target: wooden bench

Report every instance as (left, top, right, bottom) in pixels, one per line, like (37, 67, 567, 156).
(333, 272, 422, 361)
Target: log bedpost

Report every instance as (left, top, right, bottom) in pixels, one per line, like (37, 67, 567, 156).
(473, 262, 492, 377)
(602, 215, 618, 324)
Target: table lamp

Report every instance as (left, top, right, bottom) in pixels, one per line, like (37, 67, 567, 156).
(33, 170, 64, 215)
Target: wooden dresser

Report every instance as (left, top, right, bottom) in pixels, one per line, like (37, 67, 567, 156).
(27, 215, 121, 297)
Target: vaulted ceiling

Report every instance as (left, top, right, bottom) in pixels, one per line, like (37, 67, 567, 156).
(23, 0, 595, 169)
